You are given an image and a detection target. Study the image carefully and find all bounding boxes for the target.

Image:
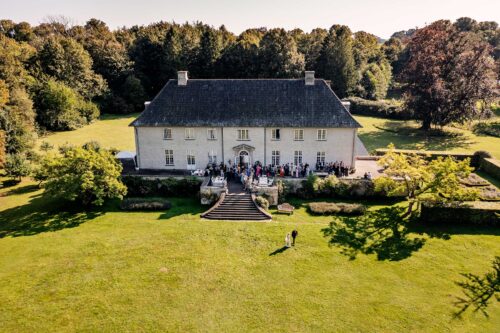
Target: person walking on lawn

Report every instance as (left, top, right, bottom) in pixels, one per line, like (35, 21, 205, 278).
(291, 229, 298, 246)
(285, 233, 291, 248)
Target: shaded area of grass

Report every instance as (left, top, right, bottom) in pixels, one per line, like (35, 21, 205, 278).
(355, 116, 500, 158)
(322, 206, 426, 261)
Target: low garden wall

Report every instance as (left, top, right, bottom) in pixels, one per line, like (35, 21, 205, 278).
(200, 178, 227, 205)
(481, 158, 500, 180)
(420, 201, 500, 226)
(374, 148, 474, 161)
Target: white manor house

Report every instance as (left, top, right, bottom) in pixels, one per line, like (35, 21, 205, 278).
(130, 71, 368, 172)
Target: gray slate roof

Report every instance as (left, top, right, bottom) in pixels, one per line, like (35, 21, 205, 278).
(131, 79, 361, 128)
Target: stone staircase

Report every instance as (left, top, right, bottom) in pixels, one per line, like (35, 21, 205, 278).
(201, 192, 271, 221)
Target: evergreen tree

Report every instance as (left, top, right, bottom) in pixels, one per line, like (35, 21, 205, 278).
(316, 25, 357, 98)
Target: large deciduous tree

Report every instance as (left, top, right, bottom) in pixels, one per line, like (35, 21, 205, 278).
(36, 36, 107, 100)
(374, 144, 479, 215)
(35, 79, 98, 131)
(402, 20, 497, 130)
(39, 144, 127, 206)
(258, 28, 305, 78)
(316, 25, 357, 98)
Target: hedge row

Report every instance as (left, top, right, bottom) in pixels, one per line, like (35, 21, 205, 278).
(420, 202, 500, 226)
(120, 197, 171, 211)
(346, 97, 413, 120)
(122, 176, 202, 197)
(308, 202, 367, 215)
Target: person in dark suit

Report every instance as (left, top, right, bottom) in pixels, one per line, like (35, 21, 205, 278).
(291, 229, 298, 246)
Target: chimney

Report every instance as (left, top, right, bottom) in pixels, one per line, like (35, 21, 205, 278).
(144, 101, 151, 108)
(178, 71, 188, 86)
(341, 100, 351, 112)
(305, 71, 315, 85)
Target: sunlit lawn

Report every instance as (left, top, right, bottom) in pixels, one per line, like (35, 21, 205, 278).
(1, 111, 497, 331)
(1, 179, 499, 332)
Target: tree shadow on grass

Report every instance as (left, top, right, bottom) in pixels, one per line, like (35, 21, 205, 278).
(321, 206, 426, 261)
(359, 121, 473, 152)
(157, 197, 205, 220)
(269, 246, 290, 256)
(0, 192, 103, 238)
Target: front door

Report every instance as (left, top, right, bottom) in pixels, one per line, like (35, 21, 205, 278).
(239, 150, 249, 168)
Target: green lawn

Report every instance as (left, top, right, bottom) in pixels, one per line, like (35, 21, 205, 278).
(1, 113, 498, 331)
(37, 113, 138, 152)
(356, 115, 500, 158)
(1, 179, 499, 332)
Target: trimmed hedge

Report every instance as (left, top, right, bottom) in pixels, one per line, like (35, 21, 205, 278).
(122, 176, 201, 197)
(120, 197, 171, 211)
(346, 97, 412, 120)
(420, 202, 500, 226)
(308, 202, 367, 215)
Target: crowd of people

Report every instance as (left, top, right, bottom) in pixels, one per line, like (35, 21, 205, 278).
(202, 160, 354, 183)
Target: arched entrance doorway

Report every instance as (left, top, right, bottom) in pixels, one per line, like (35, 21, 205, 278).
(239, 150, 249, 168)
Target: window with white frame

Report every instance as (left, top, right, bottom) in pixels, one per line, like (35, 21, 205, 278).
(317, 129, 327, 141)
(163, 128, 172, 140)
(237, 129, 249, 140)
(317, 151, 326, 164)
(294, 150, 303, 165)
(208, 150, 217, 164)
(185, 128, 195, 140)
(294, 129, 304, 141)
(165, 149, 174, 166)
(187, 150, 196, 166)
(271, 129, 281, 140)
(271, 150, 280, 166)
(207, 128, 217, 140)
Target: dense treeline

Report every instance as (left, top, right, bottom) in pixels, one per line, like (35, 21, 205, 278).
(0, 17, 498, 170)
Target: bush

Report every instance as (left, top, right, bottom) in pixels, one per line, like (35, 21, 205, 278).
(122, 175, 202, 197)
(472, 150, 492, 168)
(473, 122, 500, 138)
(347, 97, 412, 120)
(255, 196, 269, 211)
(308, 202, 367, 215)
(120, 197, 171, 211)
(420, 202, 499, 226)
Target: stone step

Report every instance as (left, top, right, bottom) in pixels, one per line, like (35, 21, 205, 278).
(202, 192, 270, 221)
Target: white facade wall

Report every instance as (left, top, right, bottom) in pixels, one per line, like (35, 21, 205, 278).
(135, 126, 357, 170)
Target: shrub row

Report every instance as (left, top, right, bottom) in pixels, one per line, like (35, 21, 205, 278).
(346, 97, 413, 120)
(293, 175, 383, 199)
(473, 121, 500, 138)
(122, 176, 202, 197)
(420, 202, 500, 226)
(308, 202, 367, 215)
(120, 197, 172, 211)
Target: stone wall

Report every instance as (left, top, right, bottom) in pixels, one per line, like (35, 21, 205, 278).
(199, 178, 227, 205)
(481, 158, 500, 180)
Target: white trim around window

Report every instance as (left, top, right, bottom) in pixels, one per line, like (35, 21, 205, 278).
(187, 150, 196, 166)
(165, 149, 174, 166)
(185, 128, 195, 140)
(271, 128, 281, 140)
(271, 150, 280, 166)
(317, 129, 327, 141)
(317, 151, 326, 164)
(237, 129, 249, 141)
(207, 128, 217, 140)
(163, 128, 172, 140)
(294, 150, 303, 165)
(294, 129, 304, 141)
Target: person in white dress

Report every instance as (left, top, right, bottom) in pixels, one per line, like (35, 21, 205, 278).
(285, 233, 291, 248)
